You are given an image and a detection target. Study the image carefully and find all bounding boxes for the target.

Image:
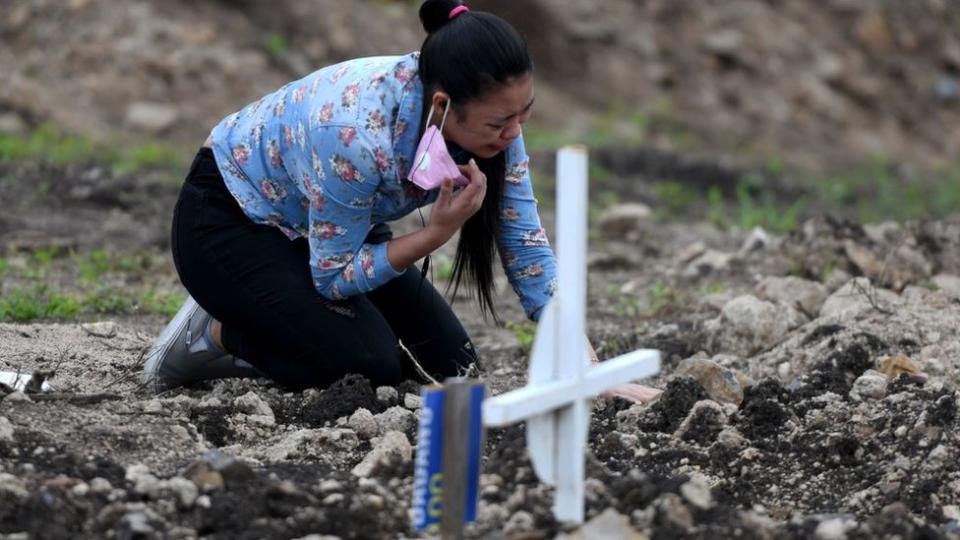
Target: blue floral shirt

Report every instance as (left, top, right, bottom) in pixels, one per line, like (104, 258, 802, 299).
(209, 52, 557, 320)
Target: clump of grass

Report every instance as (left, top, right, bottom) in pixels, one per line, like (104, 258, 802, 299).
(0, 123, 187, 174)
(506, 320, 536, 354)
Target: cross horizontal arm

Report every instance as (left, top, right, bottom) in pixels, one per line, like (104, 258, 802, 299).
(483, 350, 660, 427)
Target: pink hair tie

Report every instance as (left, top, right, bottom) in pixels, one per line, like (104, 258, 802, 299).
(448, 5, 469, 19)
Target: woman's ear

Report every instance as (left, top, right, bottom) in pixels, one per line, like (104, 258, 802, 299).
(430, 91, 451, 124)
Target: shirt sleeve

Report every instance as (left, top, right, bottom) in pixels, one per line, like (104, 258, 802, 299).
(304, 125, 404, 300)
(497, 135, 558, 321)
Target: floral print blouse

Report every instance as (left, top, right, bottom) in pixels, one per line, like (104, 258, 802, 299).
(209, 52, 557, 320)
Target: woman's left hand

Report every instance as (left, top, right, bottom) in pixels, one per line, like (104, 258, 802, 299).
(587, 338, 662, 404)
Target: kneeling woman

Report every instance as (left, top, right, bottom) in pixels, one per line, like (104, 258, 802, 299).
(144, 0, 659, 403)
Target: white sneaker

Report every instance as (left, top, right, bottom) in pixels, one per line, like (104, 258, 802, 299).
(142, 296, 260, 393)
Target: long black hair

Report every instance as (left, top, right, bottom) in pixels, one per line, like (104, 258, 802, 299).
(417, 0, 533, 322)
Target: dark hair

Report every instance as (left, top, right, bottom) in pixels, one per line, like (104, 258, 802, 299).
(418, 0, 533, 322)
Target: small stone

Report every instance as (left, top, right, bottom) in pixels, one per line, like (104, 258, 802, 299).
(374, 406, 416, 434)
(815, 515, 857, 540)
(717, 428, 747, 450)
(740, 227, 771, 254)
(0, 473, 29, 501)
(3, 391, 32, 404)
(683, 249, 733, 277)
(755, 276, 828, 317)
(117, 511, 155, 538)
(504, 510, 536, 535)
(403, 393, 422, 409)
(674, 358, 743, 406)
(597, 203, 652, 241)
(126, 464, 162, 498)
(125, 101, 180, 133)
(234, 391, 274, 418)
(680, 476, 715, 510)
(850, 370, 888, 401)
(0, 416, 13, 443)
(71, 482, 90, 497)
(166, 477, 199, 507)
(676, 400, 727, 444)
(318, 479, 343, 494)
(348, 408, 379, 439)
(89, 477, 113, 494)
(322, 493, 345, 505)
(557, 508, 647, 539)
(878, 356, 926, 382)
(141, 399, 163, 413)
(80, 321, 118, 338)
(376, 386, 399, 405)
(943, 505, 960, 521)
(351, 431, 412, 477)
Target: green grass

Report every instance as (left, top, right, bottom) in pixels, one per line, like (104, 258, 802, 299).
(0, 123, 187, 175)
(0, 284, 184, 322)
(264, 33, 289, 59)
(506, 320, 536, 354)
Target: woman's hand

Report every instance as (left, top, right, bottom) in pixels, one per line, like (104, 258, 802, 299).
(587, 339, 662, 404)
(428, 158, 487, 240)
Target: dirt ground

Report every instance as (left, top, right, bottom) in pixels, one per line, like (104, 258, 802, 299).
(2, 151, 960, 538)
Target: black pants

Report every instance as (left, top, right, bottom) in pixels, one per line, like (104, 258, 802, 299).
(170, 148, 477, 390)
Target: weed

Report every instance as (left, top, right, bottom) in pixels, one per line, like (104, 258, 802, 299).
(654, 181, 698, 216)
(264, 33, 289, 59)
(139, 290, 186, 318)
(647, 283, 678, 316)
(506, 320, 536, 354)
(0, 285, 81, 322)
(31, 246, 60, 267)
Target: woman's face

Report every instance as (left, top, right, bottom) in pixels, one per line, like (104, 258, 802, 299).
(434, 74, 534, 159)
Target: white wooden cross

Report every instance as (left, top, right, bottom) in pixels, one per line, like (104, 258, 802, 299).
(483, 146, 661, 524)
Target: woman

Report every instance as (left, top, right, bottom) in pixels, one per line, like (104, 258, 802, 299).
(144, 0, 660, 403)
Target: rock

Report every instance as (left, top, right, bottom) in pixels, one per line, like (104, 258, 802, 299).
(935, 77, 960, 104)
(0, 473, 28, 501)
(234, 391, 274, 418)
(125, 101, 180, 133)
(717, 428, 747, 450)
(819, 278, 899, 321)
(932, 274, 960, 299)
(702, 28, 745, 55)
(850, 370, 888, 401)
(504, 510, 536, 535)
(557, 508, 648, 539)
(0, 416, 13, 443)
(706, 295, 801, 356)
(403, 393, 422, 409)
(90, 477, 113, 494)
(843, 241, 884, 277)
(81, 321, 118, 338)
(3, 391, 32, 404)
(676, 241, 707, 264)
(824, 269, 853, 292)
(165, 477, 199, 507)
(676, 400, 728, 443)
(0, 112, 26, 135)
(814, 515, 857, 540)
(125, 464, 162, 498)
(674, 359, 743, 406)
(739, 226, 771, 254)
(683, 250, 733, 277)
(375, 406, 416, 434)
(755, 276, 828, 317)
(348, 408, 379, 439)
(117, 511, 156, 539)
(351, 431, 412, 477)
(376, 386, 399, 405)
(878, 356, 926, 382)
(598, 203, 652, 240)
(680, 476, 715, 510)
(656, 493, 693, 530)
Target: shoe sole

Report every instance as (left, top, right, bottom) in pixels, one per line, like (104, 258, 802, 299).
(142, 296, 200, 393)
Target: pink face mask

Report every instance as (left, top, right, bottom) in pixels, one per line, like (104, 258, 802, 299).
(408, 100, 469, 190)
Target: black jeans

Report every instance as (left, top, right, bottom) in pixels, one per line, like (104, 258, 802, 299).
(170, 148, 478, 390)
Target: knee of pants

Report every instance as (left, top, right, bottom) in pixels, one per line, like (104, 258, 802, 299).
(262, 337, 403, 392)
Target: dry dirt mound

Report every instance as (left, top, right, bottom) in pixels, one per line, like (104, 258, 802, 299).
(3, 214, 960, 538)
(2, 0, 959, 169)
